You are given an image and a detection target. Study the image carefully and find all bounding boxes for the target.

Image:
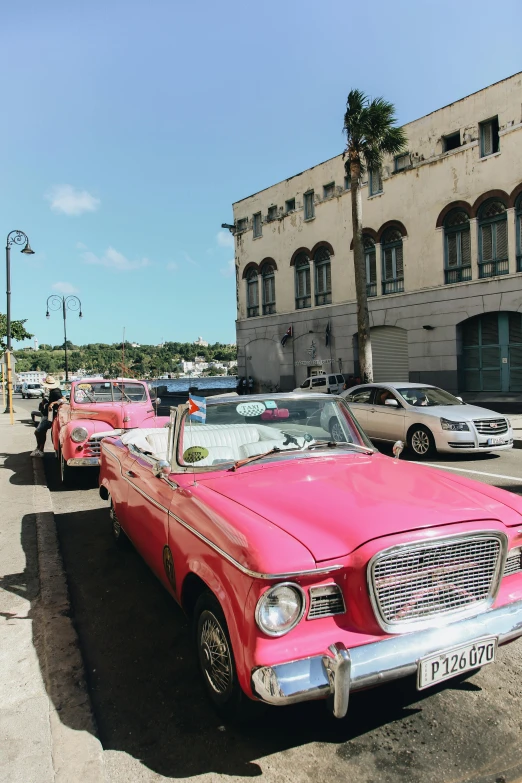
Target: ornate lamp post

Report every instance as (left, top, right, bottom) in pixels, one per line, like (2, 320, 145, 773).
(4, 230, 35, 415)
(46, 295, 83, 382)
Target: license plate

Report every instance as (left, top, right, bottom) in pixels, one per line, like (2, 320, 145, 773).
(488, 436, 507, 445)
(417, 637, 496, 690)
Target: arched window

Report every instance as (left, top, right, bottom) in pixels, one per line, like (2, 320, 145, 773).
(381, 229, 404, 294)
(295, 253, 311, 309)
(261, 262, 276, 315)
(516, 194, 522, 273)
(314, 247, 331, 305)
(478, 199, 508, 278)
(444, 209, 471, 284)
(246, 268, 259, 317)
(364, 236, 377, 297)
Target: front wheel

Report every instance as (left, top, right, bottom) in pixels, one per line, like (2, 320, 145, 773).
(59, 448, 77, 486)
(408, 425, 436, 459)
(194, 592, 265, 722)
(110, 501, 129, 548)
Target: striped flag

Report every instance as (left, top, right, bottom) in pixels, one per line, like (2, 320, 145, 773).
(188, 394, 207, 423)
(281, 326, 293, 347)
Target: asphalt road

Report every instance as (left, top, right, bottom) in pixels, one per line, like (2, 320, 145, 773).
(18, 396, 522, 783)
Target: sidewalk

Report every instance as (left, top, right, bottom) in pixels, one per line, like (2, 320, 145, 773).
(0, 411, 104, 783)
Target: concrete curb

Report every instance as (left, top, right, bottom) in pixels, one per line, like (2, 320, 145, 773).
(32, 457, 106, 782)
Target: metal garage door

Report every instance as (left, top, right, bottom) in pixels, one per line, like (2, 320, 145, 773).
(371, 326, 409, 382)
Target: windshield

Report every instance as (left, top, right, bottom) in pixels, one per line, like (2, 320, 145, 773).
(178, 396, 371, 469)
(74, 382, 147, 403)
(27, 384, 41, 389)
(396, 386, 464, 407)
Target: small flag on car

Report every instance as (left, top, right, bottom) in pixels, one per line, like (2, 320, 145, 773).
(281, 326, 293, 347)
(188, 394, 207, 423)
(325, 322, 331, 346)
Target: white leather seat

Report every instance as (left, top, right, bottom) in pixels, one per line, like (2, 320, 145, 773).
(146, 431, 169, 460)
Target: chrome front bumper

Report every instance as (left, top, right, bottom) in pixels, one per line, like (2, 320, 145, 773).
(251, 600, 522, 718)
(66, 457, 100, 467)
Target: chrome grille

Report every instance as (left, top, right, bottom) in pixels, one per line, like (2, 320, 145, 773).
(504, 549, 522, 577)
(369, 534, 504, 631)
(473, 418, 508, 435)
(86, 438, 101, 457)
(308, 585, 345, 619)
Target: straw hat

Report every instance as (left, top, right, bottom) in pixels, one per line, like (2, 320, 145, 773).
(42, 375, 59, 389)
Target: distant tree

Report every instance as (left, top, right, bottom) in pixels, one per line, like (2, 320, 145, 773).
(343, 89, 406, 382)
(0, 314, 33, 351)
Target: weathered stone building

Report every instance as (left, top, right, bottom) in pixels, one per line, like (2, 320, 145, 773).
(232, 72, 522, 398)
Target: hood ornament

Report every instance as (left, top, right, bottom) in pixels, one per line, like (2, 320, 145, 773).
(393, 440, 404, 460)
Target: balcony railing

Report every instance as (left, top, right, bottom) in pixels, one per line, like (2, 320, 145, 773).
(445, 265, 472, 284)
(247, 306, 259, 318)
(367, 282, 377, 297)
(262, 303, 276, 315)
(382, 278, 404, 295)
(296, 297, 311, 309)
(517, 254, 522, 273)
(315, 292, 332, 306)
(479, 259, 509, 278)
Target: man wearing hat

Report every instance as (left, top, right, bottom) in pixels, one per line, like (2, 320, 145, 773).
(31, 375, 64, 457)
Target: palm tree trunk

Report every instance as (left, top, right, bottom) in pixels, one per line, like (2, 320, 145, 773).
(350, 161, 373, 383)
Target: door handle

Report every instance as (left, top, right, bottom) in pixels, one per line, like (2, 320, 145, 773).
(125, 470, 138, 478)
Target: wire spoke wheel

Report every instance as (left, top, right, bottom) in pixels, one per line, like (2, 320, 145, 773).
(330, 420, 344, 442)
(199, 611, 233, 695)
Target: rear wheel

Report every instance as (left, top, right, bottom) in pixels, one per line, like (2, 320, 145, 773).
(110, 501, 129, 547)
(194, 592, 265, 722)
(329, 417, 345, 442)
(408, 425, 436, 459)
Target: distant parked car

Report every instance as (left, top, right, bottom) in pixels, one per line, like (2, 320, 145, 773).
(21, 383, 44, 399)
(294, 373, 345, 395)
(343, 382, 513, 457)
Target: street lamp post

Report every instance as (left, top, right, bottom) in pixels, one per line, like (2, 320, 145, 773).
(46, 295, 83, 383)
(4, 230, 35, 414)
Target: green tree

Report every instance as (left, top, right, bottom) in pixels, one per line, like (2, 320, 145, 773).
(343, 90, 406, 382)
(0, 314, 33, 351)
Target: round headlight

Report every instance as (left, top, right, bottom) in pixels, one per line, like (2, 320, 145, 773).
(255, 582, 305, 637)
(71, 427, 88, 443)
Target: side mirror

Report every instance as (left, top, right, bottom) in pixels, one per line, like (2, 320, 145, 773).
(393, 440, 404, 460)
(155, 397, 161, 406)
(385, 398, 399, 407)
(154, 459, 171, 478)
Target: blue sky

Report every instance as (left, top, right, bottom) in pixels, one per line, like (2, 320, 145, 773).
(2, 0, 520, 348)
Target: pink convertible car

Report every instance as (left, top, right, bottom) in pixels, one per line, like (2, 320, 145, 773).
(53, 378, 168, 485)
(99, 393, 522, 719)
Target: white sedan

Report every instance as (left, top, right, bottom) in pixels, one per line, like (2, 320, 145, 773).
(343, 382, 513, 458)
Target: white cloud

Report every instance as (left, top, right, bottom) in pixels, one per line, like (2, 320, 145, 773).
(216, 230, 234, 249)
(46, 185, 100, 216)
(52, 281, 79, 295)
(82, 246, 150, 271)
(76, 241, 87, 250)
(220, 259, 235, 277)
(166, 261, 179, 272)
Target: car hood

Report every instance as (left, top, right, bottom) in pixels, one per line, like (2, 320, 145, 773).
(71, 402, 155, 429)
(408, 404, 508, 421)
(200, 454, 520, 562)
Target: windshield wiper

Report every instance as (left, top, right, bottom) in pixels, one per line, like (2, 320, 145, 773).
(231, 445, 300, 471)
(307, 440, 374, 455)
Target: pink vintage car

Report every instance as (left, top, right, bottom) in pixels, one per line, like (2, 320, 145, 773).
(53, 378, 168, 485)
(98, 393, 522, 720)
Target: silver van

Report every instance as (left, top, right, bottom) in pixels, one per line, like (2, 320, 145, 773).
(294, 373, 345, 394)
(21, 383, 44, 399)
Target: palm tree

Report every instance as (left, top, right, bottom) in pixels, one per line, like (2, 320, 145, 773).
(343, 90, 407, 382)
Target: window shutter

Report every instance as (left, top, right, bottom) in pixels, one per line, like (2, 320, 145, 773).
(496, 220, 508, 259)
(482, 122, 493, 155)
(447, 233, 458, 267)
(481, 224, 493, 261)
(395, 244, 404, 277)
(368, 251, 376, 283)
(326, 261, 331, 292)
(461, 227, 471, 265)
(384, 248, 393, 279)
